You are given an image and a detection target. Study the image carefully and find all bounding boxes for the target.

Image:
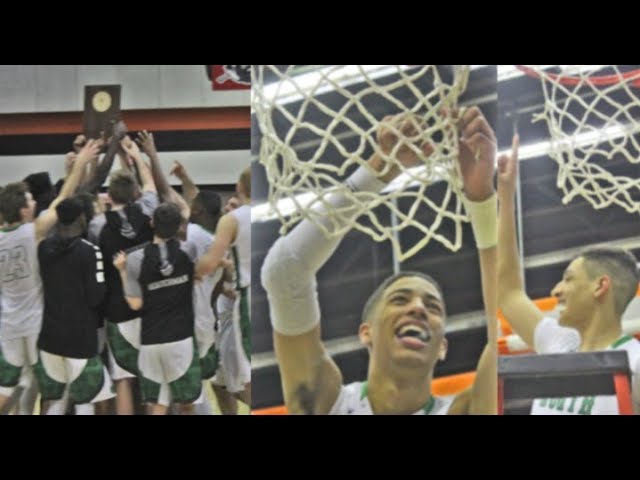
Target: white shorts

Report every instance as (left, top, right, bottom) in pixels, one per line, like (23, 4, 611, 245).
(39, 350, 115, 404)
(0, 334, 39, 396)
(1, 334, 38, 368)
(211, 307, 250, 393)
(195, 326, 215, 362)
(138, 337, 201, 406)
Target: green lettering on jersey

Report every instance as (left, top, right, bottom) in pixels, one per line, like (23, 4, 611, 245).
(567, 397, 578, 413)
(578, 396, 595, 415)
(555, 398, 566, 411)
(539, 398, 548, 407)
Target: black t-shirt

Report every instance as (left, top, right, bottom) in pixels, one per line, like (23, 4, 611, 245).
(99, 205, 154, 323)
(128, 240, 195, 345)
(37, 236, 105, 358)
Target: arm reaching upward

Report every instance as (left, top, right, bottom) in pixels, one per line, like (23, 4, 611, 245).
(170, 160, 199, 206)
(449, 106, 498, 415)
(121, 137, 156, 194)
(35, 140, 100, 242)
(137, 130, 170, 200)
(137, 130, 190, 220)
(78, 121, 128, 194)
(262, 114, 431, 414)
(497, 136, 543, 348)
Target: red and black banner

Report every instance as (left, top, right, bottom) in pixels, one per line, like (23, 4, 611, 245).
(207, 65, 251, 90)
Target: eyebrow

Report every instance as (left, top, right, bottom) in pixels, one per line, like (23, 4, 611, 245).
(386, 288, 442, 305)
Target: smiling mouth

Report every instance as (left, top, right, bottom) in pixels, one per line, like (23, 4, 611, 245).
(395, 324, 431, 343)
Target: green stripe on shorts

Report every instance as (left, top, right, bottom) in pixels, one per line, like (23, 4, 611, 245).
(107, 321, 139, 375)
(69, 356, 108, 404)
(170, 340, 202, 404)
(239, 288, 251, 360)
(200, 343, 219, 380)
(33, 359, 66, 401)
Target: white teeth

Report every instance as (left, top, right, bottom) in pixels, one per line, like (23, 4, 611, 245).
(397, 324, 430, 342)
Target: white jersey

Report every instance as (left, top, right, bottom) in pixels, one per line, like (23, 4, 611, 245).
(216, 288, 235, 317)
(328, 381, 454, 415)
(0, 223, 43, 340)
(530, 317, 640, 415)
(230, 205, 250, 289)
(186, 223, 222, 338)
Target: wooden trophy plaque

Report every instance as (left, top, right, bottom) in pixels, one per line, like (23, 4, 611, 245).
(83, 85, 121, 141)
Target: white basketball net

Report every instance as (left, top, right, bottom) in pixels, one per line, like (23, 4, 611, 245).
(520, 65, 640, 213)
(252, 65, 471, 261)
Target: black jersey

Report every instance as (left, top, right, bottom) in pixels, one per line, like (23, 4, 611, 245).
(127, 240, 196, 345)
(98, 204, 154, 324)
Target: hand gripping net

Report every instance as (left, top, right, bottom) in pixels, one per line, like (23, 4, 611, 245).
(517, 65, 640, 213)
(252, 65, 471, 261)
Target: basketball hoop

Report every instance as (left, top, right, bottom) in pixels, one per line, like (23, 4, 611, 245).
(516, 65, 640, 213)
(252, 65, 472, 261)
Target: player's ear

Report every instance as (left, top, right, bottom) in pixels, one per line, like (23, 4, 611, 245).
(438, 337, 448, 361)
(359, 322, 372, 348)
(594, 274, 611, 301)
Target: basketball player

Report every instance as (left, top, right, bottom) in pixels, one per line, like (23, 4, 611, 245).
(113, 203, 202, 415)
(141, 133, 224, 415)
(88, 139, 159, 415)
(211, 194, 249, 414)
(497, 136, 640, 415)
(35, 197, 115, 415)
(197, 168, 252, 408)
(261, 108, 498, 414)
(0, 140, 99, 412)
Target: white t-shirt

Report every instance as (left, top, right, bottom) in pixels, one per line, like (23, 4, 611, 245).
(530, 317, 640, 415)
(328, 381, 454, 415)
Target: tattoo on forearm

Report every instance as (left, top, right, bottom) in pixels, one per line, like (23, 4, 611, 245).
(294, 384, 317, 415)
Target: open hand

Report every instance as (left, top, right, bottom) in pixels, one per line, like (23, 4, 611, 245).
(455, 107, 497, 202)
(136, 130, 157, 156)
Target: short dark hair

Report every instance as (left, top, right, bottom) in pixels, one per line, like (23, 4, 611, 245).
(23, 172, 54, 216)
(361, 271, 445, 325)
(193, 191, 222, 219)
(0, 182, 29, 224)
(108, 170, 137, 205)
(580, 247, 639, 317)
(56, 197, 85, 226)
(153, 203, 182, 240)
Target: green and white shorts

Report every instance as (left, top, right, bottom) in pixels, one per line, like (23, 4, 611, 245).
(106, 318, 141, 380)
(0, 334, 39, 397)
(138, 337, 202, 406)
(34, 350, 115, 404)
(211, 307, 250, 393)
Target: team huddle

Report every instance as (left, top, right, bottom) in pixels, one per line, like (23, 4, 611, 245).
(0, 122, 251, 415)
